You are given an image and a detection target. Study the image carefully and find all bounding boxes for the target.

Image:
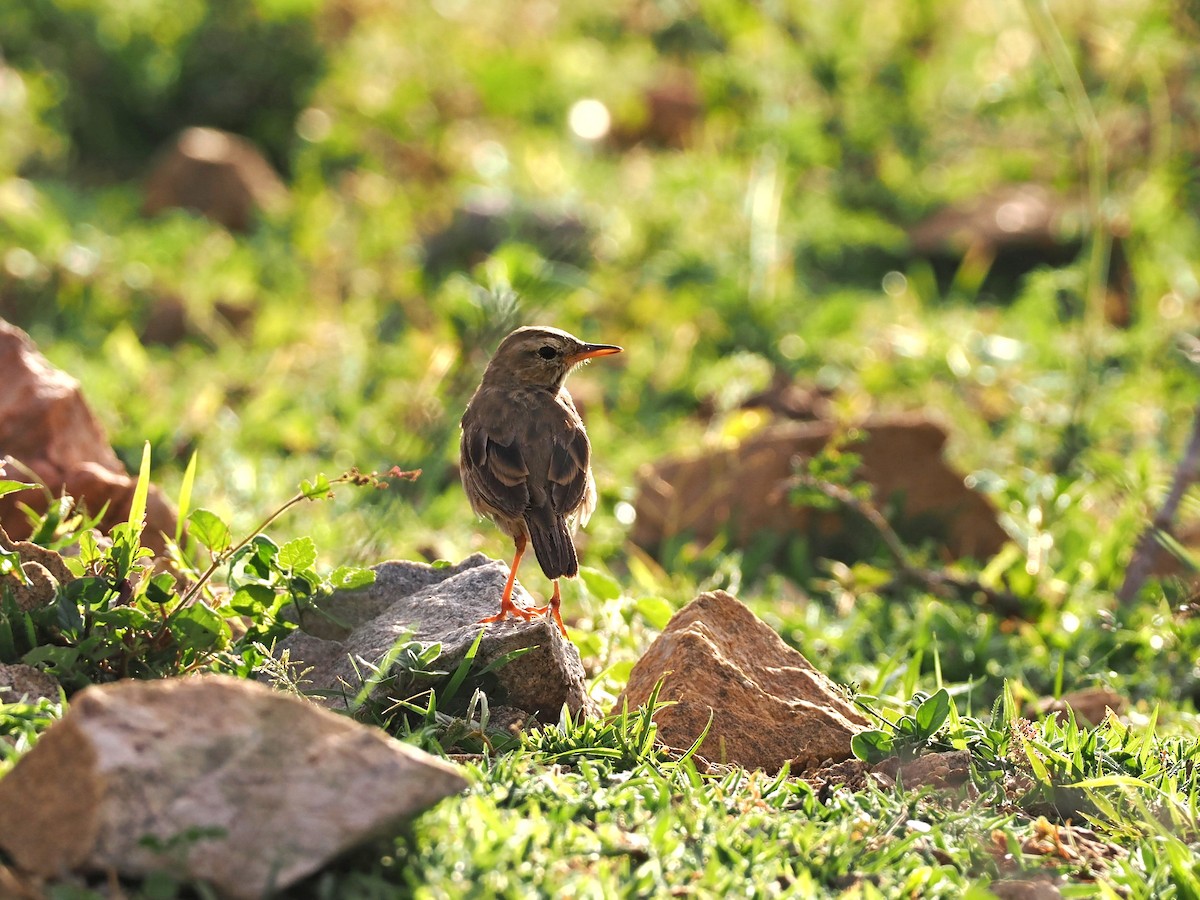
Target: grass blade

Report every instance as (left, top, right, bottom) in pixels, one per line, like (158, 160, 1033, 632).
(442, 628, 485, 704)
(175, 450, 198, 544)
(128, 440, 151, 532)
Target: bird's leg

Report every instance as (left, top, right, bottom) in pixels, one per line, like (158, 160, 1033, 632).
(479, 535, 539, 623)
(547, 580, 568, 637)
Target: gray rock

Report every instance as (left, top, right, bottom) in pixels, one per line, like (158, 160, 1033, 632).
(277, 554, 596, 721)
(0, 675, 466, 898)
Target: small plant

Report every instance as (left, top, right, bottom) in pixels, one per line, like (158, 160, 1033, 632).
(523, 680, 709, 774)
(851, 687, 954, 764)
(0, 694, 63, 775)
(0, 449, 418, 692)
(787, 431, 870, 512)
(352, 628, 534, 755)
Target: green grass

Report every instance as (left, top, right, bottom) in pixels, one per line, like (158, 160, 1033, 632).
(3, 0, 1200, 894)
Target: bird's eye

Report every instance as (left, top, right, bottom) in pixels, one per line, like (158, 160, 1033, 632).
(537, 345, 558, 360)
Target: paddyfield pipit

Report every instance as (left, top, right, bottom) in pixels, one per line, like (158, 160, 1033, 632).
(460, 325, 622, 636)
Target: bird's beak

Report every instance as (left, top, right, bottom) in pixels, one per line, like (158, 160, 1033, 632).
(567, 343, 623, 366)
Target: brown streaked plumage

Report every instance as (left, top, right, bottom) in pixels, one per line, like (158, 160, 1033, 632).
(460, 325, 621, 636)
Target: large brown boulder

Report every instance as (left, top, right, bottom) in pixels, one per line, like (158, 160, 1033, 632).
(617, 590, 870, 774)
(907, 182, 1133, 326)
(632, 414, 1007, 564)
(0, 319, 177, 552)
(142, 127, 287, 232)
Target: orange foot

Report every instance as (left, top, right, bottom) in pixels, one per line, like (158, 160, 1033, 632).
(479, 595, 540, 623)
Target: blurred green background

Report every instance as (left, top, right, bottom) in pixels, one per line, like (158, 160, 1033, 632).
(2, 0, 1198, 703)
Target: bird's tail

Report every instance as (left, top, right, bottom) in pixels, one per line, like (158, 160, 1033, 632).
(524, 505, 578, 580)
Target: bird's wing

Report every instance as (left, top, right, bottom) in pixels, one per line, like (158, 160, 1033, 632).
(547, 422, 594, 525)
(461, 421, 529, 519)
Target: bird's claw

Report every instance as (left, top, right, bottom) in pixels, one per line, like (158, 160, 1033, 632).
(479, 598, 540, 623)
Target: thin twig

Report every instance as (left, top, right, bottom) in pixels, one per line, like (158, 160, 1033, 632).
(787, 473, 1025, 617)
(177, 491, 313, 608)
(1117, 404, 1200, 604)
(177, 466, 419, 608)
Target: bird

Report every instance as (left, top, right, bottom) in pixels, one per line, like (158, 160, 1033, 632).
(460, 325, 622, 636)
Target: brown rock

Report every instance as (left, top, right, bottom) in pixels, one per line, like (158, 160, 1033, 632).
(142, 127, 287, 232)
(616, 591, 869, 774)
(803, 757, 878, 795)
(612, 72, 704, 150)
(739, 372, 834, 422)
(213, 299, 255, 335)
(0, 676, 466, 898)
(140, 295, 256, 347)
(0, 524, 75, 611)
(1037, 687, 1126, 727)
(0, 663, 60, 703)
(907, 183, 1133, 326)
(873, 749, 973, 791)
(908, 183, 1069, 259)
(0, 319, 177, 553)
(421, 194, 592, 280)
(632, 414, 1007, 564)
(805, 749, 974, 796)
(139, 293, 193, 347)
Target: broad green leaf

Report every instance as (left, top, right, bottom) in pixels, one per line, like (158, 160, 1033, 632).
(91, 607, 155, 630)
(53, 591, 85, 640)
(0, 480, 36, 499)
(300, 473, 333, 499)
(188, 509, 232, 555)
(173, 601, 230, 648)
(634, 596, 674, 630)
(230, 584, 277, 616)
(144, 573, 178, 605)
(944, 688, 968, 751)
(22, 644, 81, 672)
(851, 730, 894, 763)
(78, 529, 102, 568)
(241, 535, 280, 580)
(27, 494, 74, 546)
(288, 572, 317, 599)
(278, 536, 317, 570)
(913, 688, 951, 736)
(579, 567, 621, 601)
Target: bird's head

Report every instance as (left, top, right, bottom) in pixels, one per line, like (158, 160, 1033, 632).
(483, 326, 622, 390)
